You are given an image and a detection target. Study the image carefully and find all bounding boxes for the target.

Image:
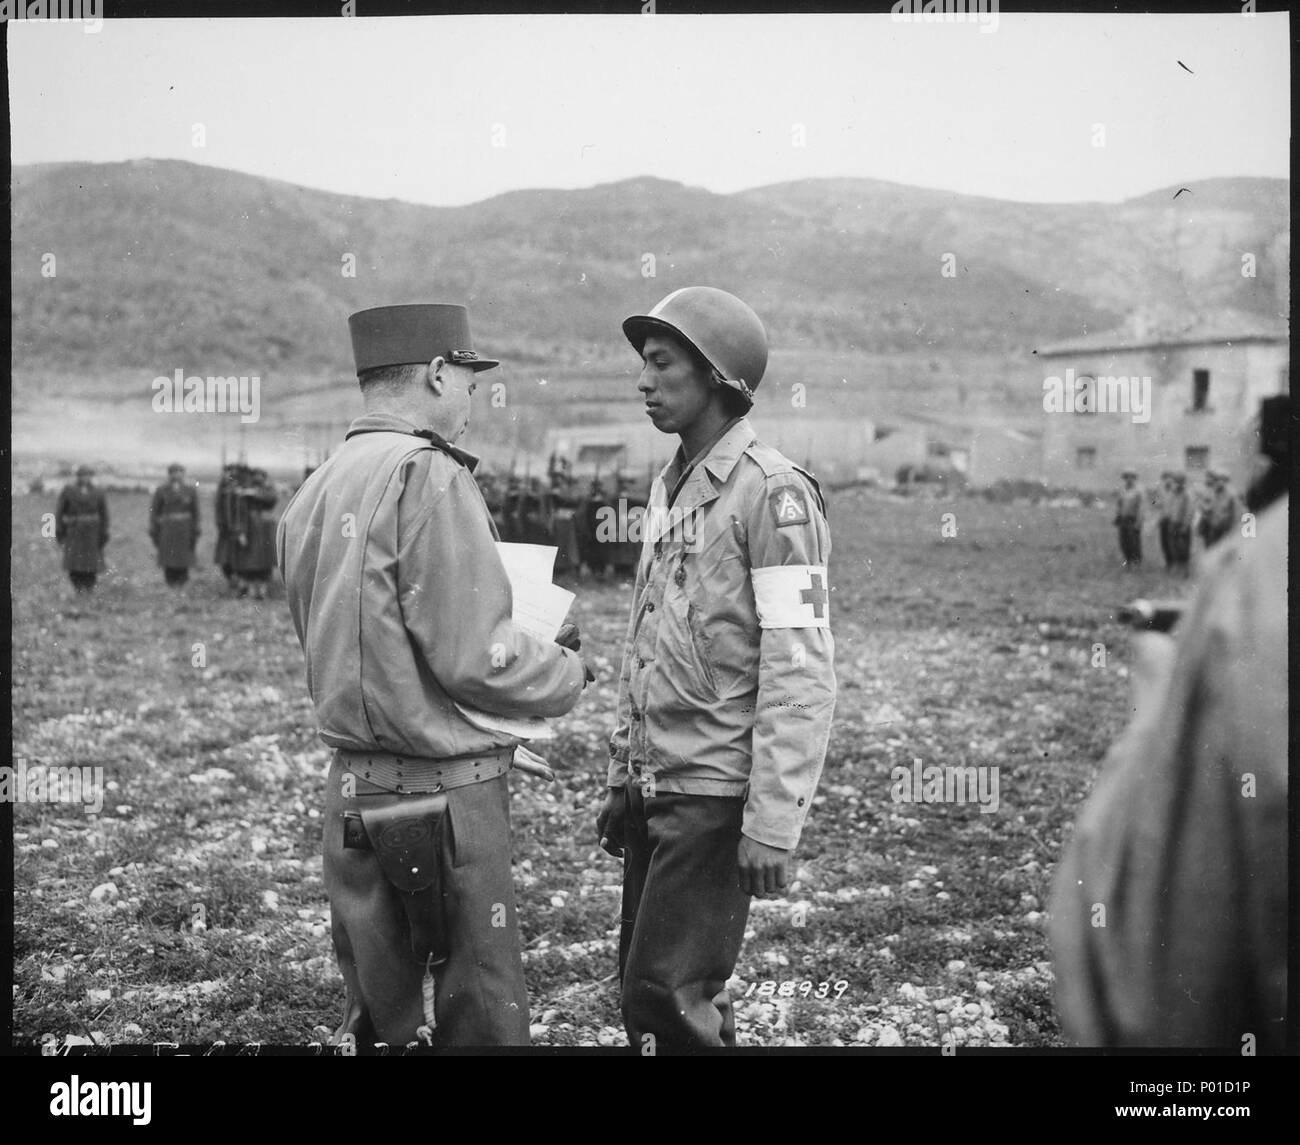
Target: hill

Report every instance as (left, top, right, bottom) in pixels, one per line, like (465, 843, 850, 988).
(14, 161, 1287, 391)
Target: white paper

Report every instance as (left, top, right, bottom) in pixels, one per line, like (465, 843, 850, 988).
(510, 580, 576, 642)
(495, 542, 558, 586)
(454, 703, 556, 742)
(452, 544, 575, 742)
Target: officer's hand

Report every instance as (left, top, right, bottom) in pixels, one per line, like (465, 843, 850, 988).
(596, 787, 627, 858)
(555, 622, 581, 651)
(737, 835, 790, 897)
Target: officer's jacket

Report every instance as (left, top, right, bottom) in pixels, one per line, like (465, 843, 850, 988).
(55, 483, 109, 573)
(607, 418, 836, 850)
(277, 412, 585, 759)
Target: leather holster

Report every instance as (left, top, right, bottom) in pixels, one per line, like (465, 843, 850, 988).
(355, 793, 450, 966)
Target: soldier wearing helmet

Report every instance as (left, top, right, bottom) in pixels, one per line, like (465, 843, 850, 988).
(596, 286, 836, 1051)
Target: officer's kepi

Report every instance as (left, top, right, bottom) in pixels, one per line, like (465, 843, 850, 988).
(348, 304, 500, 377)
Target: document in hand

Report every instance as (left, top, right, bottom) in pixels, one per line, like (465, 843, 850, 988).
(453, 543, 576, 742)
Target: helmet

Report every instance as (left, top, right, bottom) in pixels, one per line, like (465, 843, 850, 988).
(623, 287, 768, 405)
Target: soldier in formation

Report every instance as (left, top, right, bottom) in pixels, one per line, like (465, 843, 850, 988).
(1164, 472, 1193, 576)
(149, 463, 201, 587)
(1155, 471, 1174, 570)
(214, 463, 279, 597)
(214, 463, 241, 589)
(1200, 470, 1240, 549)
(55, 465, 110, 594)
(1113, 469, 1143, 568)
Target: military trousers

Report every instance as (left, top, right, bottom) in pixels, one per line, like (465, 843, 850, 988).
(618, 778, 752, 1053)
(1117, 519, 1142, 565)
(322, 755, 530, 1047)
(1157, 519, 1172, 566)
(1169, 524, 1192, 571)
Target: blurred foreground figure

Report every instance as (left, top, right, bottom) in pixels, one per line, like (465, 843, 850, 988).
(149, 463, 201, 587)
(55, 465, 109, 594)
(1051, 496, 1288, 1050)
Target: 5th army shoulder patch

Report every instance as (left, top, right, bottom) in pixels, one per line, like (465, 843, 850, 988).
(769, 486, 810, 528)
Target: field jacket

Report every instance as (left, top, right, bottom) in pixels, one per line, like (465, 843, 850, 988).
(277, 412, 585, 760)
(607, 417, 836, 850)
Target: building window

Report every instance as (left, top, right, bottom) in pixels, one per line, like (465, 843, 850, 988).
(1076, 446, 1096, 469)
(1191, 369, 1210, 412)
(1186, 446, 1210, 471)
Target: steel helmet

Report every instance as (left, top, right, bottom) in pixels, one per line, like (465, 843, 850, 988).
(623, 286, 768, 405)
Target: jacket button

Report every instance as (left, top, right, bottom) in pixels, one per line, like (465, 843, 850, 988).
(646, 603, 655, 612)
(631, 710, 641, 721)
(637, 657, 646, 668)
(797, 797, 806, 807)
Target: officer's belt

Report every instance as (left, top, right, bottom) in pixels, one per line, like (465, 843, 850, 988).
(338, 746, 512, 794)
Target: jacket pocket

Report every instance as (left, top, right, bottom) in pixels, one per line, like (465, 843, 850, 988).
(685, 602, 719, 696)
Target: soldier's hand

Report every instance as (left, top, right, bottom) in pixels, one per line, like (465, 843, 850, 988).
(555, 622, 581, 651)
(596, 787, 627, 858)
(737, 835, 790, 897)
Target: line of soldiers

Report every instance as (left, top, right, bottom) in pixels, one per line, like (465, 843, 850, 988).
(214, 463, 280, 598)
(1115, 467, 1241, 574)
(53, 462, 278, 596)
(476, 465, 649, 577)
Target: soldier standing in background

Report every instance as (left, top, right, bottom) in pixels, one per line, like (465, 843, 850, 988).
(1205, 471, 1240, 548)
(214, 463, 241, 591)
(55, 465, 109, 594)
(149, 463, 201, 588)
(1113, 469, 1143, 569)
(1193, 469, 1217, 553)
(1165, 472, 1193, 577)
(233, 468, 279, 600)
(1155, 471, 1174, 570)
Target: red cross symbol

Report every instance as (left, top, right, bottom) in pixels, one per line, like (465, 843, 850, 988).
(800, 572, 828, 618)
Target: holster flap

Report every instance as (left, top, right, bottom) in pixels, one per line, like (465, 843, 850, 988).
(358, 793, 448, 894)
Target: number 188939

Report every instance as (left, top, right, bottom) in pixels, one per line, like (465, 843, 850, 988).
(744, 979, 848, 1000)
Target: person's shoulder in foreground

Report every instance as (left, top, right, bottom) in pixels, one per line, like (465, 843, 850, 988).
(1050, 496, 1288, 1050)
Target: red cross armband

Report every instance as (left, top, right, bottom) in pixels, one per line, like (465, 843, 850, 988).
(750, 565, 830, 629)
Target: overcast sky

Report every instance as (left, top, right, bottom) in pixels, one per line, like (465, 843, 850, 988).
(9, 11, 1290, 207)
